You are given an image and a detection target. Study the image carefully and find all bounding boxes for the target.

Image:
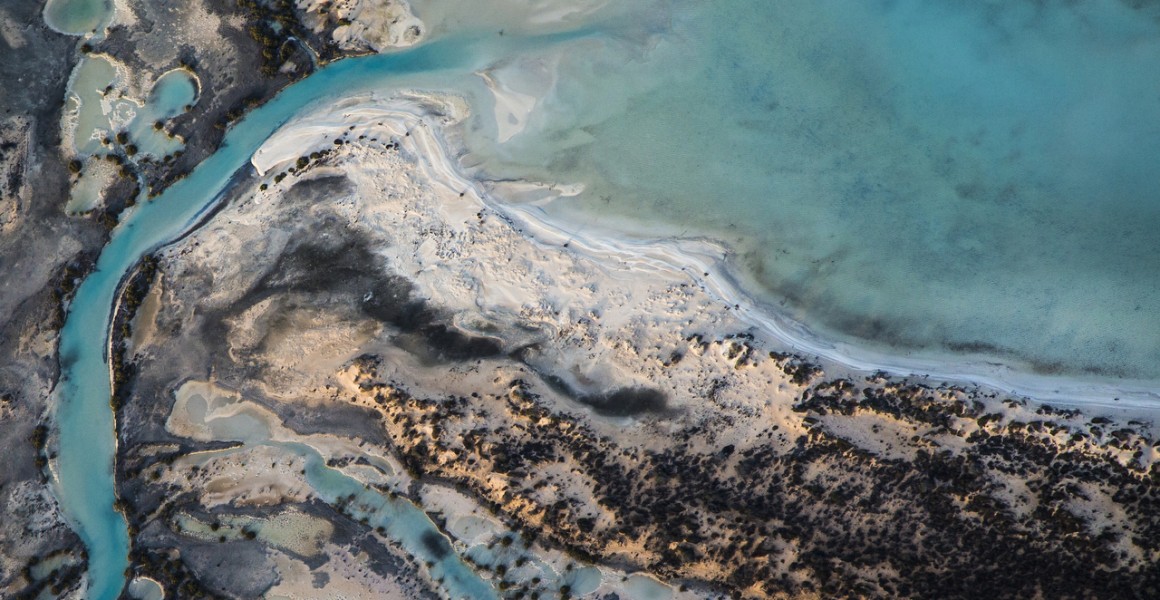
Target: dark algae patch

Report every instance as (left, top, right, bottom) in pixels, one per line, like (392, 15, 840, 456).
(236, 214, 502, 365)
(348, 351, 1160, 600)
(420, 530, 452, 560)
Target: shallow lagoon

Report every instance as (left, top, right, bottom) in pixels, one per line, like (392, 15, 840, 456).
(65, 57, 198, 161)
(124, 69, 198, 158)
(43, 0, 112, 36)
(454, 0, 1160, 380)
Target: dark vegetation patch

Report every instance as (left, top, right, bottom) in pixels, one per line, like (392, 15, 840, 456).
(10, 555, 86, 600)
(109, 255, 159, 418)
(46, 251, 100, 330)
(234, 0, 348, 76)
(577, 387, 668, 417)
(129, 542, 230, 599)
(767, 349, 823, 385)
(360, 361, 1160, 600)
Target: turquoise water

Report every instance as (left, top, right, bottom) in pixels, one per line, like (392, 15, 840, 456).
(624, 574, 673, 600)
(125, 69, 200, 158)
(52, 1, 1160, 597)
(65, 58, 199, 160)
(51, 30, 589, 600)
(453, 0, 1160, 379)
(43, 0, 112, 35)
(172, 383, 497, 597)
(66, 55, 120, 157)
(292, 444, 497, 599)
(146, 69, 198, 119)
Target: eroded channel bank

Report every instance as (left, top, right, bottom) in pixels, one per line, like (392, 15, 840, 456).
(49, 31, 577, 599)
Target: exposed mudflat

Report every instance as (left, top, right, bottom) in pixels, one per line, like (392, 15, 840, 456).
(108, 99, 1160, 599)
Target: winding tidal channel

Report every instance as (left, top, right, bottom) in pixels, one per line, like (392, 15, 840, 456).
(49, 32, 557, 599)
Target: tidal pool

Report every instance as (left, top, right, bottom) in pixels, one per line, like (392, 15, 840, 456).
(64, 58, 199, 163)
(146, 69, 198, 118)
(64, 54, 122, 157)
(124, 69, 199, 158)
(43, 0, 112, 36)
(125, 577, 163, 600)
(624, 574, 674, 600)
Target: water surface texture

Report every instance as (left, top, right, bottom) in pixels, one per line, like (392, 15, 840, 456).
(454, 0, 1160, 379)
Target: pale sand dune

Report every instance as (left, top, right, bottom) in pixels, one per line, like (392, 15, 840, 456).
(244, 93, 790, 421)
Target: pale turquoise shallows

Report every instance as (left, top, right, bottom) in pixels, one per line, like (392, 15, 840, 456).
(457, 0, 1160, 379)
(66, 55, 120, 157)
(43, 0, 112, 35)
(125, 69, 200, 158)
(292, 443, 498, 600)
(65, 58, 200, 160)
(146, 69, 198, 119)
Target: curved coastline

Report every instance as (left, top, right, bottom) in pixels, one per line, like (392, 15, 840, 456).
(51, 20, 1160, 600)
(497, 203, 1160, 409)
(49, 29, 607, 599)
(259, 89, 1160, 410)
(485, 189, 1160, 411)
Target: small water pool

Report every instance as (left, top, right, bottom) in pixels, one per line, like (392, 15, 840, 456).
(43, 0, 112, 36)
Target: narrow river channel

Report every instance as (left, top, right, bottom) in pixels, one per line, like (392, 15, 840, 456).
(49, 31, 568, 599)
